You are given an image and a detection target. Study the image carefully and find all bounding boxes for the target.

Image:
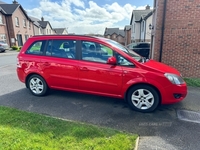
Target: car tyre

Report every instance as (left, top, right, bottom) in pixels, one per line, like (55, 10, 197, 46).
(27, 74, 48, 96)
(127, 85, 159, 113)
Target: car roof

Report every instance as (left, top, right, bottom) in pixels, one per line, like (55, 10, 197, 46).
(30, 35, 107, 42)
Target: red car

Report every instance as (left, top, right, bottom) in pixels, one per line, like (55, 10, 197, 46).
(17, 35, 187, 112)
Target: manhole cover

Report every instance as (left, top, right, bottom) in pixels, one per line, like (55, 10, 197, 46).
(177, 110, 200, 124)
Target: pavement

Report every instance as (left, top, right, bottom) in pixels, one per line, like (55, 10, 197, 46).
(0, 49, 19, 56)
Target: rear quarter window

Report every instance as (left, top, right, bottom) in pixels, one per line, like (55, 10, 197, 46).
(26, 41, 46, 55)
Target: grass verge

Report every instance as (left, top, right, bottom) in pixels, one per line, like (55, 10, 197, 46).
(184, 78, 200, 87)
(0, 106, 137, 150)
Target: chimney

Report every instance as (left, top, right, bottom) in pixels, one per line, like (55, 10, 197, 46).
(13, 0, 18, 4)
(41, 17, 44, 21)
(146, 5, 150, 10)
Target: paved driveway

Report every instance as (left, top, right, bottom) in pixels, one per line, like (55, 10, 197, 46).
(0, 62, 200, 150)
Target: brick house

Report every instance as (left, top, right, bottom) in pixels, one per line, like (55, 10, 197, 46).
(0, 6, 8, 44)
(151, 0, 200, 78)
(37, 17, 55, 35)
(124, 25, 132, 46)
(104, 28, 125, 45)
(0, 1, 34, 46)
(130, 5, 152, 43)
(29, 16, 43, 35)
(54, 28, 68, 35)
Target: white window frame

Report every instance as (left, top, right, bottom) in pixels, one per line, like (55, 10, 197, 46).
(0, 34, 7, 42)
(15, 17, 19, 26)
(0, 15, 3, 24)
(28, 21, 31, 29)
(23, 19, 26, 27)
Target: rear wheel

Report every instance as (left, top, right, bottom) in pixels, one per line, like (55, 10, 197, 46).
(27, 74, 48, 96)
(127, 85, 159, 113)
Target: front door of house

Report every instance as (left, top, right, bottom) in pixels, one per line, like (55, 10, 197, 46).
(17, 34, 23, 46)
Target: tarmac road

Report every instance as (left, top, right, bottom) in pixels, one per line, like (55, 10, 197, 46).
(0, 53, 200, 150)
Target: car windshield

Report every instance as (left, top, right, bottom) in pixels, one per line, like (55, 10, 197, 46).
(105, 39, 142, 62)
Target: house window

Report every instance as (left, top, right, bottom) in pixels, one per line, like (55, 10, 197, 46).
(28, 21, 31, 29)
(113, 35, 116, 38)
(0, 34, 7, 43)
(47, 29, 48, 34)
(24, 34, 29, 41)
(23, 19, 26, 27)
(133, 24, 135, 33)
(15, 17, 19, 26)
(0, 15, 3, 24)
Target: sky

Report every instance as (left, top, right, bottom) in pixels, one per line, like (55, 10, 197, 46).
(1, 0, 153, 34)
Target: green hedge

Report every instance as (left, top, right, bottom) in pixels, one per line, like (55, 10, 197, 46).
(11, 46, 18, 50)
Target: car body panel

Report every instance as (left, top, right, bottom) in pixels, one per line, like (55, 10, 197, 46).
(78, 60, 123, 96)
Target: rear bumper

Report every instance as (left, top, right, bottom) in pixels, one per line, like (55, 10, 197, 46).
(17, 68, 26, 83)
(161, 83, 187, 104)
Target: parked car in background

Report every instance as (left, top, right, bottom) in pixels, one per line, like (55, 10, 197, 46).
(126, 42, 150, 59)
(17, 35, 187, 113)
(0, 41, 9, 52)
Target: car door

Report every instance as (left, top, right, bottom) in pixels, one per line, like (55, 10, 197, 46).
(78, 40, 123, 97)
(41, 39, 79, 90)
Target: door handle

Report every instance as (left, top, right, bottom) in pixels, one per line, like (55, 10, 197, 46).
(80, 67, 89, 71)
(43, 62, 50, 66)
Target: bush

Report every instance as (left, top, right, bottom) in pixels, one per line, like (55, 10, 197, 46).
(11, 46, 19, 50)
(184, 78, 200, 87)
(17, 46, 22, 52)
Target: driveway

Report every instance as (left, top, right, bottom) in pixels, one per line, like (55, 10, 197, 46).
(0, 62, 200, 150)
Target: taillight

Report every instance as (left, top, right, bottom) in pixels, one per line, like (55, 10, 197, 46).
(17, 58, 22, 68)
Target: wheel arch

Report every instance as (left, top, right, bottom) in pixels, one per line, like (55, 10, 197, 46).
(125, 83, 162, 105)
(25, 73, 48, 88)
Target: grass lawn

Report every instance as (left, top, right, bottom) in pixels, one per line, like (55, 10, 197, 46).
(184, 78, 200, 87)
(0, 106, 137, 150)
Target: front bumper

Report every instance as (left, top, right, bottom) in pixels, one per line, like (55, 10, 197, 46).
(161, 83, 187, 104)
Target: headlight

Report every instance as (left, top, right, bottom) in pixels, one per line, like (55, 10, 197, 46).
(164, 73, 185, 85)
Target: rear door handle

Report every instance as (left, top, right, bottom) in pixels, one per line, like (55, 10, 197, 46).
(80, 67, 89, 71)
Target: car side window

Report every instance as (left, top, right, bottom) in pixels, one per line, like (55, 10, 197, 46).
(116, 53, 134, 67)
(26, 41, 46, 55)
(138, 43, 150, 48)
(46, 39, 76, 59)
(81, 41, 113, 63)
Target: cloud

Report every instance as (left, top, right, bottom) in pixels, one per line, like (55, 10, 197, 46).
(26, 0, 148, 34)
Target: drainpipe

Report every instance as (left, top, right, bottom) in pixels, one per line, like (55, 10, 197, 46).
(159, 0, 167, 62)
(5, 16, 12, 47)
(144, 21, 146, 42)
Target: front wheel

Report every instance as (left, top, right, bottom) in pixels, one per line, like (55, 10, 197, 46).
(127, 85, 159, 113)
(27, 74, 48, 96)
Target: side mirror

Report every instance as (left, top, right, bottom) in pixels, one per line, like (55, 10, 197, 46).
(107, 56, 117, 65)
